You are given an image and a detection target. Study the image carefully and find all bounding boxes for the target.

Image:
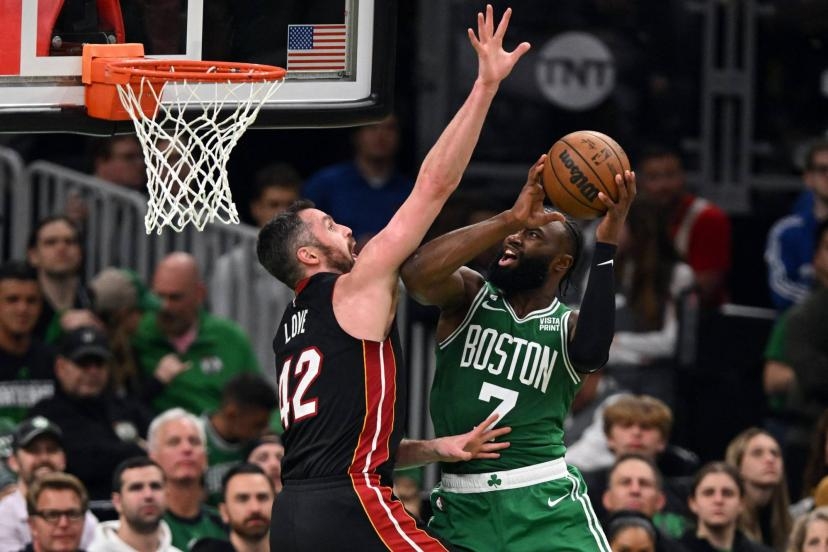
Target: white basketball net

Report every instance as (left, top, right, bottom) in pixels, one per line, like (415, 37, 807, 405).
(116, 74, 284, 234)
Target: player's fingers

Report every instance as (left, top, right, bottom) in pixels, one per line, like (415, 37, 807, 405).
(467, 28, 481, 51)
(480, 441, 510, 452)
(510, 42, 531, 61)
(494, 7, 512, 40)
(596, 191, 614, 210)
(474, 413, 500, 433)
(482, 425, 512, 440)
(474, 452, 502, 459)
(627, 170, 637, 196)
(485, 5, 494, 38)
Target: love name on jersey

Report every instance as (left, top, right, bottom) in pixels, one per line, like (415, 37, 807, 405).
(459, 324, 558, 393)
(283, 309, 308, 344)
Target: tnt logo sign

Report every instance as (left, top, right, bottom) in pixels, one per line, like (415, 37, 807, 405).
(535, 32, 615, 111)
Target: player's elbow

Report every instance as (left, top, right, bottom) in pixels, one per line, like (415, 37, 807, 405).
(569, 348, 609, 374)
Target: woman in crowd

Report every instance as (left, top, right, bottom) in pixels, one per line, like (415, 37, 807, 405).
(725, 428, 793, 551)
(606, 511, 658, 552)
(786, 506, 828, 552)
(681, 461, 774, 552)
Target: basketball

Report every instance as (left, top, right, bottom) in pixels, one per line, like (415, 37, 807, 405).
(542, 130, 631, 219)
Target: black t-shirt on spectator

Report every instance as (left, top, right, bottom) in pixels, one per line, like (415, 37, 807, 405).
(0, 342, 56, 423)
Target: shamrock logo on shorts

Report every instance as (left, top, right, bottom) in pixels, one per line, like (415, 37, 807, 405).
(488, 474, 502, 488)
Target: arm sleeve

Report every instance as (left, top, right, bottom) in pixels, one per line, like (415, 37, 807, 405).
(569, 242, 616, 373)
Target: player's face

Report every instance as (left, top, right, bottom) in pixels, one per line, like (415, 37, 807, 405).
(805, 150, 828, 203)
(28, 220, 82, 278)
(248, 442, 284, 493)
(803, 518, 828, 552)
(607, 422, 666, 457)
(609, 526, 655, 552)
(689, 473, 742, 530)
(11, 436, 66, 485)
(300, 209, 356, 274)
(115, 465, 166, 532)
(738, 433, 783, 488)
(638, 154, 684, 207)
(150, 419, 207, 482)
(488, 222, 567, 292)
(251, 186, 300, 228)
(220, 473, 274, 541)
(0, 279, 42, 337)
(604, 459, 664, 517)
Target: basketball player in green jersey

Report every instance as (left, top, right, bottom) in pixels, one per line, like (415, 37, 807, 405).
(401, 157, 636, 551)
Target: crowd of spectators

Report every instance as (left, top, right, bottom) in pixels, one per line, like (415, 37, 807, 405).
(1, 109, 828, 551)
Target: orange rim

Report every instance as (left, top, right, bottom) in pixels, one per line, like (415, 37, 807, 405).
(106, 59, 286, 83)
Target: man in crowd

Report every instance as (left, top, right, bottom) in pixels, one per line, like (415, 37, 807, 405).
(29, 327, 151, 513)
(90, 136, 146, 192)
(602, 454, 688, 552)
(0, 418, 97, 550)
(24, 472, 89, 552)
(209, 163, 302, 374)
(26, 216, 93, 341)
(192, 464, 274, 552)
(765, 139, 828, 310)
(133, 252, 259, 414)
(203, 374, 276, 505)
(637, 145, 731, 307)
(0, 261, 55, 425)
(147, 409, 224, 549)
(89, 456, 181, 552)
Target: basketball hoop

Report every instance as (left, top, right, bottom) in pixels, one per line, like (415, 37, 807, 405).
(82, 44, 286, 234)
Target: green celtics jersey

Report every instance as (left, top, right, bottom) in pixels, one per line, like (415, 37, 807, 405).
(431, 282, 583, 474)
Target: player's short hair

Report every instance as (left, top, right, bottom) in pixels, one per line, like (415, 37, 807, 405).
(0, 260, 38, 284)
(805, 139, 828, 171)
(560, 215, 582, 294)
(27, 215, 80, 251)
(257, 199, 317, 288)
(253, 163, 302, 200)
(602, 395, 673, 439)
(221, 462, 274, 499)
(111, 456, 164, 493)
(220, 373, 278, 412)
(27, 472, 88, 516)
(609, 453, 664, 491)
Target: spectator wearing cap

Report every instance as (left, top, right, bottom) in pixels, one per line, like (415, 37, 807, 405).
(23, 472, 90, 552)
(190, 464, 274, 552)
(88, 268, 158, 398)
(0, 416, 98, 550)
(0, 261, 56, 425)
(88, 456, 182, 552)
(133, 253, 259, 415)
(202, 374, 276, 506)
(246, 434, 283, 495)
(29, 327, 153, 516)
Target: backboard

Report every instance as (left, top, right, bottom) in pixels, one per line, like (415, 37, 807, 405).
(0, 0, 396, 134)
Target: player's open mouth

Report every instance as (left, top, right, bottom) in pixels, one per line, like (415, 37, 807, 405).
(498, 248, 518, 267)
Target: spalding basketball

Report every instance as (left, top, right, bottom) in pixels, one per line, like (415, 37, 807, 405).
(542, 130, 631, 219)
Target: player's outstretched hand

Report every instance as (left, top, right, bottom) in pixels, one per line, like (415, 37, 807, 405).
(469, 5, 530, 88)
(508, 154, 566, 229)
(432, 414, 511, 463)
(595, 169, 637, 244)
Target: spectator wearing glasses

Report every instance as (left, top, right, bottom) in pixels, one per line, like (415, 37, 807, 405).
(0, 417, 98, 550)
(23, 472, 89, 552)
(765, 139, 828, 311)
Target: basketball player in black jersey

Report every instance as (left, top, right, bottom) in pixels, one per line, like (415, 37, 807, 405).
(256, 6, 528, 551)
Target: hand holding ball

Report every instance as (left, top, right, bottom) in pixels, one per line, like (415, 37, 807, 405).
(542, 130, 631, 219)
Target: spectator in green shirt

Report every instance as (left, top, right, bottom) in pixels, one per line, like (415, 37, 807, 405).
(133, 253, 259, 415)
(148, 408, 226, 550)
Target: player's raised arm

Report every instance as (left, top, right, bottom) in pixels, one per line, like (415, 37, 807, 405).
(341, 6, 530, 294)
(401, 156, 562, 312)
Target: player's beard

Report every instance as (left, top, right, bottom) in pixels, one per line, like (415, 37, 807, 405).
(317, 243, 355, 273)
(487, 252, 550, 292)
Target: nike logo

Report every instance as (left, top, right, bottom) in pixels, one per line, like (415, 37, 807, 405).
(596, 259, 614, 267)
(547, 495, 567, 508)
(481, 301, 508, 313)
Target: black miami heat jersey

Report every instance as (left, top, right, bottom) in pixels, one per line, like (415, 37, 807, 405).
(274, 272, 406, 484)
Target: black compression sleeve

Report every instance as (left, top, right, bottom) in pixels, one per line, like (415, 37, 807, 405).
(569, 242, 616, 373)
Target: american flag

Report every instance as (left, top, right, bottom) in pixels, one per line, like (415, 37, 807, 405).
(287, 24, 347, 72)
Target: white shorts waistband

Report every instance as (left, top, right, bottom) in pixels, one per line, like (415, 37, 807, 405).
(440, 458, 568, 493)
